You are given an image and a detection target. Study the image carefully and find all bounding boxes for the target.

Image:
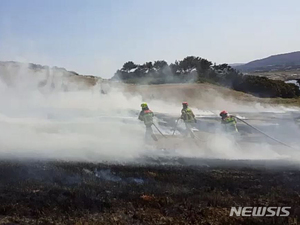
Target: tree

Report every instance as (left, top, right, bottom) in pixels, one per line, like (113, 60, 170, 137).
(199, 58, 212, 72)
(111, 57, 300, 98)
(153, 60, 168, 70)
(170, 61, 181, 74)
(122, 61, 137, 71)
(143, 62, 153, 70)
(179, 56, 199, 73)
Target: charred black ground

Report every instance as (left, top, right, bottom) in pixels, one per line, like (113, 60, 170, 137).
(0, 159, 299, 224)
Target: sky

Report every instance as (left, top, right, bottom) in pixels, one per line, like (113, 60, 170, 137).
(0, 0, 299, 78)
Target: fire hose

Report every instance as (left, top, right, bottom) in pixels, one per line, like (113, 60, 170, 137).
(152, 123, 167, 138)
(172, 118, 181, 135)
(234, 116, 296, 150)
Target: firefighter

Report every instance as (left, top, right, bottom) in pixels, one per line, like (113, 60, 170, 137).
(181, 102, 196, 138)
(219, 110, 238, 133)
(138, 103, 157, 141)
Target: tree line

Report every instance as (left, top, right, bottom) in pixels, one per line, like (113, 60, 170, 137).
(112, 56, 300, 98)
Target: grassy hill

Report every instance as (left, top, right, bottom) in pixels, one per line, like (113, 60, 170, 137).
(234, 51, 300, 73)
(1, 60, 299, 107)
(0, 61, 102, 90)
(246, 70, 300, 81)
(112, 82, 300, 108)
(113, 56, 300, 98)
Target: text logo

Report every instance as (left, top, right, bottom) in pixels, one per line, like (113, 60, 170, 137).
(229, 207, 291, 217)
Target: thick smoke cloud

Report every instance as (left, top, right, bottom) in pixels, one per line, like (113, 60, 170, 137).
(0, 63, 299, 162)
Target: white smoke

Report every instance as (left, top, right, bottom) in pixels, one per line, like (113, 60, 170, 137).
(0, 62, 299, 162)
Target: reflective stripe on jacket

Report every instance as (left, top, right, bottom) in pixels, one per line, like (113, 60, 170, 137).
(222, 116, 238, 132)
(139, 109, 154, 126)
(181, 108, 195, 123)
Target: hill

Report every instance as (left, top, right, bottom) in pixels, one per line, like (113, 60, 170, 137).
(115, 82, 300, 107)
(1, 60, 299, 103)
(246, 70, 300, 81)
(234, 51, 300, 72)
(0, 61, 102, 91)
(112, 56, 300, 98)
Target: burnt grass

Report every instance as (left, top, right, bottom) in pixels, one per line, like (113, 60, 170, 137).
(0, 159, 300, 224)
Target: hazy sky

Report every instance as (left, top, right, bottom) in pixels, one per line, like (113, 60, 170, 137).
(0, 0, 299, 78)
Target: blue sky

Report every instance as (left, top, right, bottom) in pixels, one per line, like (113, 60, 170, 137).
(0, 0, 299, 78)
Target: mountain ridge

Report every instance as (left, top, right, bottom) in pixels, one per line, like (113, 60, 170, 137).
(234, 51, 300, 72)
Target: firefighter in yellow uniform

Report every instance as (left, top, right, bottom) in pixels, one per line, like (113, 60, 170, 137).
(139, 103, 158, 141)
(219, 110, 238, 133)
(181, 102, 196, 138)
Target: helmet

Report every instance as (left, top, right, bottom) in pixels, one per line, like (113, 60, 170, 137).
(182, 102, 188, 106)
(220, 110, 228, 116)
(141, 102, 148, 108)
